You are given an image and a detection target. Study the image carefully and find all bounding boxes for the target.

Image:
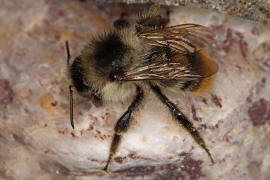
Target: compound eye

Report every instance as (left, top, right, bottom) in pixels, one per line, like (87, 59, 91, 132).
(109, 68, 124, 81)
(109, 73, 119, 81)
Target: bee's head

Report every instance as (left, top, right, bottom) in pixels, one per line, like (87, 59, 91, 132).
(70, 56, 91, 93)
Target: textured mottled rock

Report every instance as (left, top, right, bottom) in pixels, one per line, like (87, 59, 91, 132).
(0, 0, 270, 179)
(99, 0, 270, 22)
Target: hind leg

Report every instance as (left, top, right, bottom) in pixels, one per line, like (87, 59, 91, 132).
(150, 83, 214, 164)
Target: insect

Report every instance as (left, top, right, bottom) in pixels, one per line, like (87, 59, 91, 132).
(65, 4, 218, 171)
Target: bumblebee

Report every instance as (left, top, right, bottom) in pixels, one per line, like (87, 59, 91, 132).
(65, 4, 218, 171)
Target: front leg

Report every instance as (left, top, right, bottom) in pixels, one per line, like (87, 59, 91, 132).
(103, 86, 144, 171)
(150, 83, 214, 164)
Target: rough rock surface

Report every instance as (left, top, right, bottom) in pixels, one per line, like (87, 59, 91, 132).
(0, 0, 270, 180)
(102, 0, 270, 22)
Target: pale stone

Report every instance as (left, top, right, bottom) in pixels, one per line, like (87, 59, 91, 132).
(0, 1, 270, 179)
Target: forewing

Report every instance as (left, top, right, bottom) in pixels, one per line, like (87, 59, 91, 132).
(119, 61, 201, 81)
(138, 24, 215, 54)
(118, 50, 218, 81)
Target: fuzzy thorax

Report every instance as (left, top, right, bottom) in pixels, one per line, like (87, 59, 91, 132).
(78, 28, 150, 102)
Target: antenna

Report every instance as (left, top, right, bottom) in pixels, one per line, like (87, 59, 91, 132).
(65, 40, 74, 129)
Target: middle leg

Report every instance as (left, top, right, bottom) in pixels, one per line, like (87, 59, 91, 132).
(103, 86, 144, 171)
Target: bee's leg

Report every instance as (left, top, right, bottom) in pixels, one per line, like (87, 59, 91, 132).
(150, 84, 214, 164)
(69, 85, 74, 129)
(136, 15, 169, 32)
(91, 93, 103, 107)
(103, 86, 144, 171)
(65, 40, 71, 66)
(114, 13, 130, 29)
(136, 4, 170, 32)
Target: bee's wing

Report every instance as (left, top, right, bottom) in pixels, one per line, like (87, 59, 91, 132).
(138, 24, 215, 54)
(119, 61, 199, 81)
(119, 50, 218, 81)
